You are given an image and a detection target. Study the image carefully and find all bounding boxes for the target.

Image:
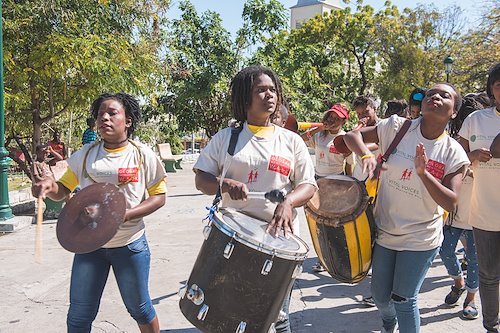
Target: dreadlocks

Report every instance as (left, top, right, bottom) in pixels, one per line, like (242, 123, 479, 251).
(230, 65, 283, 123)
(90, 93, 142, 137)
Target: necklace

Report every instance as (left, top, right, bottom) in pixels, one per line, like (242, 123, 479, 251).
(82, 140, 144, 186)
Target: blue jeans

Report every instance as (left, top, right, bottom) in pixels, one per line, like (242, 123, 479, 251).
(439, 226, 478, 291)
(67, 234, 156, 333)
(371, 243, 439, 333)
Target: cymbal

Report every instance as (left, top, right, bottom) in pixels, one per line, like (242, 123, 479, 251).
(57, 183, 126, 254)
(491, 132, 500, 158)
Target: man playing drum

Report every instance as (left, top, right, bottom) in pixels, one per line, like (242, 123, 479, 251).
(194, 65, 317, 333)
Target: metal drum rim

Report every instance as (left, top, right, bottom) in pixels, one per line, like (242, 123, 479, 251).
(211, 209, 309, 261)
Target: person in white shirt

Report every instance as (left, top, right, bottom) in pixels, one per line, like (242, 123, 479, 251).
(344, 83, 469, 333)
(194, 65, 317, 333)
(439, 93, 490, 320)
(32, 93, 167, 333)
(458, 62, 500, 333)
(301, 103, 353, 177)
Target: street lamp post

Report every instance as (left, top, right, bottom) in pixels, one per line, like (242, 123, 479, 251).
(444, 55, 454, 83)
(0, 3, 13, 220)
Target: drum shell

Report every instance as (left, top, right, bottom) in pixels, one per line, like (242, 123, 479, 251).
(180, 218, 305, 333)
(305, 204, 376, 284)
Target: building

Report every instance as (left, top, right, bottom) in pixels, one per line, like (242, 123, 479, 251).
(290, 0, 343, 29)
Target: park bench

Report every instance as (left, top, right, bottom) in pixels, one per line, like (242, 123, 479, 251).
(157, 143, 183, 172)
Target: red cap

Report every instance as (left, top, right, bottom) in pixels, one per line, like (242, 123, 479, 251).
(327, 104, 349, 120)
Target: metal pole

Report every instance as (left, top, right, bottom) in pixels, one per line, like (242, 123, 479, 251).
(0, 3, 14, 220)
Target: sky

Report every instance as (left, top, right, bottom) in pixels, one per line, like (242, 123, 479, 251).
(167, 0, 486, 37)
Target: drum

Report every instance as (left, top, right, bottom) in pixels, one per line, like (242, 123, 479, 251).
(305, 174, 376, 284)
(179, 208, 308, 333)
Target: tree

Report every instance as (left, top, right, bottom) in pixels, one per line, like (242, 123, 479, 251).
(3, 0, 170, 175)
(451, 1, 500, 93)
(251, 1, 387, 121)
(162, 0, 238, 138)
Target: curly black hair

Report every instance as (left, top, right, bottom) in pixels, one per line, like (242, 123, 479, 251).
(90, 93, 142, 138)
(352, 95, 379, 110)
(230, 65, 283, 123)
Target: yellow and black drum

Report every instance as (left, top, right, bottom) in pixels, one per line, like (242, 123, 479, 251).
(305, 174, 376, 284)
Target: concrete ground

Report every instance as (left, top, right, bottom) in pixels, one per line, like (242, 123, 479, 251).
(0, 162, 485, 333)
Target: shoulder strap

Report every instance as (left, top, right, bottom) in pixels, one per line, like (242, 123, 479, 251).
(212, 125, 243, 207)
(227, 126, 243, 156)
(380, 119, 412, 163)
(371, 119, 412, 205)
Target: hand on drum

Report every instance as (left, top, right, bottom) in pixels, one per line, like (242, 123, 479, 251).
(266, 200, 294, 238)
(222, 178, 249, 200)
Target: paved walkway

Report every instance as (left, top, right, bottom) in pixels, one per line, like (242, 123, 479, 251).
(0, 163, 484, 332)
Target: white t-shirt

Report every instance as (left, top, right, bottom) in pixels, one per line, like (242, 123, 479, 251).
(67, 141, 167, 247)
(459, 107, 500, 231)
(447, 173, 472, 230)
(308, 130, 354, 177)
(194, 123, 317, 235)
(375, 115, 469, 251)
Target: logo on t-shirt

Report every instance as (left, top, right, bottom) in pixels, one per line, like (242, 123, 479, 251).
(268, 155, 291, 176)
(118, 167, 139, 183)
(470, 135, 476, 142)
(426, 160, 445, 181)
(400, 168, 413, 180)
(247, 169, 259, 183)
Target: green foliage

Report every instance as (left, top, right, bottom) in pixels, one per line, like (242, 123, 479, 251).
(162, 0, 237, 137)
(3, 0, 170, 158)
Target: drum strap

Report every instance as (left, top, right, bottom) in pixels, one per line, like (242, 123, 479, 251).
(372, 119, 412, 205)
(212, 126, 243, 208)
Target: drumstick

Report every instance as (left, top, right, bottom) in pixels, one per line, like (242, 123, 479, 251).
(247, 190, 286, 203)
(35, 196, 43, 263)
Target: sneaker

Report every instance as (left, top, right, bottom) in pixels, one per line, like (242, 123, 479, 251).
(445, 285, 465, 306)
(312, 261, 325, 273)
(362, 296, 376, 307)
(463, 301, 479, 320)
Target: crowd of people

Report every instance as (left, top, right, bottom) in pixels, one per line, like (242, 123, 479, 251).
(30, 61, 499, 333)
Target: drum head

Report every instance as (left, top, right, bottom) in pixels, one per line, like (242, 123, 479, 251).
(213, 208, 308, 260)
(307, 174, 369, 220)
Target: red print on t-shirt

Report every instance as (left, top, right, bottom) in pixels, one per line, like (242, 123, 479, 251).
(268, 155, 291, 176)
(118, 167, 139, 183)
(329, 144, 340, 154)
(426, 160, 445, 181)
(247, 169, 258, 183)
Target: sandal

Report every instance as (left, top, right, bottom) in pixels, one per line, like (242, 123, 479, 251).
(444, 285, 465, 306)
(463, 301, 479, 320)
